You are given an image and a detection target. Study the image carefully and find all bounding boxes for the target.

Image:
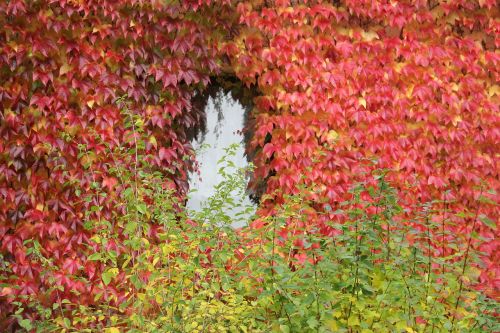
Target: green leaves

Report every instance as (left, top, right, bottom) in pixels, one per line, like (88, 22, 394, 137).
(136, 203, 147, 215)
(87, 253, 101, 261)
(101, 268, 119, 286)
(18, 319, 33, 331)
(479, 214, 496, 230)
(20, 154, 500, 332)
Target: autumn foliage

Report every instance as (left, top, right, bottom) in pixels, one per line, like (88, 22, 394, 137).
(0, 0, 234, 325)
(0, 0, 498, 329)
(229, 0, 499, 296)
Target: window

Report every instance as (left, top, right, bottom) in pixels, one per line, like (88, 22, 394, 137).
(187, 91, 255, 227)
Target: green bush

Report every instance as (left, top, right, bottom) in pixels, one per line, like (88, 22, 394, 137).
(12, 109, 499, 332)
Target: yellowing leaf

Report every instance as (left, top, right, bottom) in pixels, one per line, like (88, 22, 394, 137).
(394, 62, 405, 73)
(104, 328, 120, 333)
(325, 319, 338, 330)
(358, 97, 367, 108)
(348, 316, 360, 326)
(361, 30, 378, 42)
(325, 130, 339, 144)
(489, 85, 499, 97)
(59, 63, 71, 75)
(446, 12, 458, 24)
(149, 135, 158, 149)
(406, 85, 414, 98)
(452, 115, 462, 126)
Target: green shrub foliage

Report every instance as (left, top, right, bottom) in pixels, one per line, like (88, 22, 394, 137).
(7, 112, 497, 332)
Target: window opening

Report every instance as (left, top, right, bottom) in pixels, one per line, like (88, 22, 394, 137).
(187, 90, 255, 227)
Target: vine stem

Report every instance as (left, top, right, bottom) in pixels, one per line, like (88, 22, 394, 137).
(451, 188, 483, 330)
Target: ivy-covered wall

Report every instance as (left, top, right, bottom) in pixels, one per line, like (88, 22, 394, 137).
(0, 0, 498, 326)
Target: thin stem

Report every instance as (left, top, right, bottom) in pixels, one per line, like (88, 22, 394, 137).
(451, 188, 483, 330)
(441, 197, 448, 276)
(347, 213, 360, 320)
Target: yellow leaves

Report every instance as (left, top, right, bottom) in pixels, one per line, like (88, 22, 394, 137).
(325, 318, 339, 330)
(361, 30, 379, 42)
(306, 86, 313, 97)
(394, 62, 405, 73)
(348, 315, 360, 326)
(276, 100, 290, 111)
(152, 256, 160, 266)
(59, 63, 71, 76)
(0, 287, 13, 297)
(372, 271, 384, 289)
(358, 97, 367, 109)
(446, 12, 459, 25)
(335, 26, 352, 38)
(32, 117, 47, 132)
(488, 85, 499, 97)
(407, 122, 424, 131)
(86, 99, 95, 108)
(395, 321, 409, 331)
(162, 244, 176, 256)
(104, 327, 120, 333)
(406, 85, 414, 98)
(149, 135, 158, 149)
(325, 130, 339, 144)
(452, 115, 462, 126)
(8, 41, 19, 52)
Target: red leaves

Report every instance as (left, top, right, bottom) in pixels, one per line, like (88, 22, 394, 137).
(1, 0, 499, 323)
(159, 147, 177, 162)
(427, 175, 447, 189)
(62, 258, 81, 275)
(102, 177, 118, 191)
(0, 0, 229, 320)
(262, 143, 275, 158)
(230, 0, 499, 297)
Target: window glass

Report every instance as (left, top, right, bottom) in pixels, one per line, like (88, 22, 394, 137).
(187, 92, 255, 227)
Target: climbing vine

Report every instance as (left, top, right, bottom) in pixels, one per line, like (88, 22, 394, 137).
(0, 0, 498, 330)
